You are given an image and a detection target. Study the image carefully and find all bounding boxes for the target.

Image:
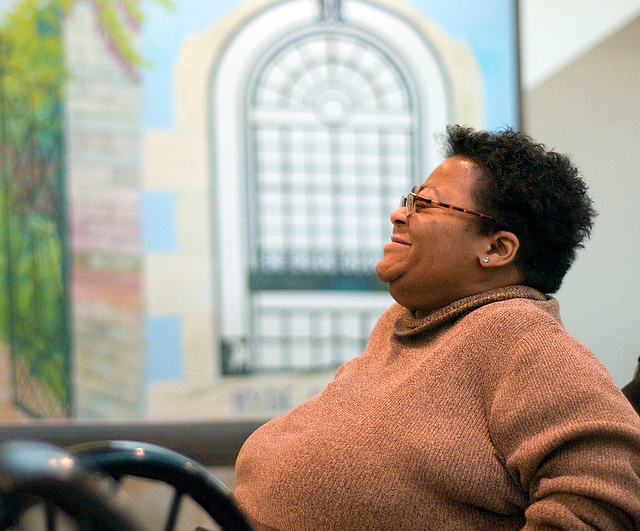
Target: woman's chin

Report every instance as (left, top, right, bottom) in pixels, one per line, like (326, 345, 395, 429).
(375, 263, 402, 284)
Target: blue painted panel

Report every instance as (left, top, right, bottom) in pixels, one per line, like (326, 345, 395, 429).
(145, 316, 184, 382)
(142, 190, 178, 252)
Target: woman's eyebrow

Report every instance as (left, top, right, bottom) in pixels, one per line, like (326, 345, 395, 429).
(414, 183, 438, 195)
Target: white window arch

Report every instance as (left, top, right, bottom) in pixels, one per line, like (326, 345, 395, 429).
(248, 26, 418, 279)
(209, 0, 476, 373)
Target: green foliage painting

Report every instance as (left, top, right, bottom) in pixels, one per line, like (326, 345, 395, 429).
(0, 0, 70, 418)
(0, 0, 171, 418)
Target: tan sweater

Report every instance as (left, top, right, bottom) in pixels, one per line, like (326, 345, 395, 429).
(234, 286, 640, 530)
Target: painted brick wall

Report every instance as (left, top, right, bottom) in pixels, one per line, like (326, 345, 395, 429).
(64, 1, 145, 419)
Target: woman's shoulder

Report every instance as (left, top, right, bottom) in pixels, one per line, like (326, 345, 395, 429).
(467, 295, 608, 382)
(457, 294, 594, 371)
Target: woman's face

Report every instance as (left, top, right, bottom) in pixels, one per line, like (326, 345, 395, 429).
(375, 156, 492, 315)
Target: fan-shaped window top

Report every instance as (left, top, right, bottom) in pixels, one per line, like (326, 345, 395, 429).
(254, 32, 411, 119)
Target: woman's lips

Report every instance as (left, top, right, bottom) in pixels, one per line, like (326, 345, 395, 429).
(390, 235, 410, 245)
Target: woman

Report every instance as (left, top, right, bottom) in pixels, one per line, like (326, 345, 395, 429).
(234, 126, 640, 530)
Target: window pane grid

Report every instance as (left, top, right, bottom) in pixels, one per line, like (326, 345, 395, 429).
(253, 126, 411, 273)
(238, 27, 419, 373)
(242, 306, 380, 372)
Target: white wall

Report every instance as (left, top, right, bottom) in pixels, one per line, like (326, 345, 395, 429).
(520, 0, 640, 89)
(520, 1, 640, 386)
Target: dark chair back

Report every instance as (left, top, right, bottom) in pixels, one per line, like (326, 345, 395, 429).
(0, 440, 144, 530)
(71, 440, 254, 531)
(621, 358, 640, 415)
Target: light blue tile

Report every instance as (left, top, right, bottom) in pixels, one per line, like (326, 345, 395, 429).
(145, 316, 184, 383)
(142, 190, 178, 252)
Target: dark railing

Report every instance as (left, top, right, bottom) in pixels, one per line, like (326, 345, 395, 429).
(0, 420, 264, 467)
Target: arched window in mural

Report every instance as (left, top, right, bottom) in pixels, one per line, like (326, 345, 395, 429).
(143, 0, 485, 416)
(248, 30, 416, 286)
(222, 5, 422, 373)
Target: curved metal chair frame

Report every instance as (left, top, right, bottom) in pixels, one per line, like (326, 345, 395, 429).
(70, 440, 254, 531)
(0, 440, 143, 530)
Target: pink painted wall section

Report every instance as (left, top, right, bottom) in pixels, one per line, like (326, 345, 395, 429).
(70, 187, 142, 257)
(72, 269, 142, 309)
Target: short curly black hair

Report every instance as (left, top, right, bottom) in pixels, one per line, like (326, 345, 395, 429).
(443, 125, 596, 294)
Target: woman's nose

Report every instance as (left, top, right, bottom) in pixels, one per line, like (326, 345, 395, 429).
(390, 207, 408, 226)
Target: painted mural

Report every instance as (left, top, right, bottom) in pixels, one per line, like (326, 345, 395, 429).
(0, 0, 519, 421)
(0, 0, 170, 419)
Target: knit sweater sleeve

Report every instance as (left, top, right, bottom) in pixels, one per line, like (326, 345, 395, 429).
(483, 307, 640, 530)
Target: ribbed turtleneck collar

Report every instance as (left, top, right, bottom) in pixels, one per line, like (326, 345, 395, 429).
(393, 285, 548, 337)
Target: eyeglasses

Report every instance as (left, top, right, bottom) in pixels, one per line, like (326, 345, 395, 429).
(400, 192, 500, 225)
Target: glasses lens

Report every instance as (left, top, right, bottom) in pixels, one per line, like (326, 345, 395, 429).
(406, 193, 413, 215)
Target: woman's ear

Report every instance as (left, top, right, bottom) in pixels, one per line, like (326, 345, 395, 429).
(479, 231, 519, 267)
